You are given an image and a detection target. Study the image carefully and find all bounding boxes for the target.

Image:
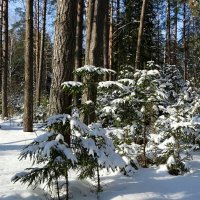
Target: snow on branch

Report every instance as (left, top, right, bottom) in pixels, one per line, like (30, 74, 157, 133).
(75, 65, 116, 75)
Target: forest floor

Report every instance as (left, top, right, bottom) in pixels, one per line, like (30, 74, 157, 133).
(0, 118, 200, 200)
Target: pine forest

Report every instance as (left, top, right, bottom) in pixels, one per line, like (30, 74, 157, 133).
(1, 0, 200, 200)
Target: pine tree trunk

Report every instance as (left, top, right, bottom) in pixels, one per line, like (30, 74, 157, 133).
(0, 1, 3, 94)
(173, 0, 178, 66)
(74, 0, 84, 106)
(82, 0, 106, 124)
(36, 0, 47, 106)
(135, 0, 148, 70)
(23, 0, 34, 132)
(108, 0, 113, 80)
(103, 0, 109, 81)
(49, 0, 77, 115)
(35, 0, 40, 99)
(85, 0, 95, 65)
(9, 35, 15, 104)
(2, 0, 8, 118)
(116, 0, 120, 76)
(166, 0, 171, 65)
(183, 0, 187, 80)
(82, 0, 95, 124)
(88, 0, 106, 67)
(156, 1, 160, 64)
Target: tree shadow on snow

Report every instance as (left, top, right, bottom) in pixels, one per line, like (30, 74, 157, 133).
(1, 194, 43, 200)
(0, 144, 26, 151)
(0, 125, 23, 131)
(98, 169, 200, 200)
(1, 139, 33, 145)
(1, 188, 49, 200)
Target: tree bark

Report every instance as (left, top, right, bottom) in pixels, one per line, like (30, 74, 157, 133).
(183, 0, 187, 80)
(116, 0, 120, 76)
(36, 0, 47, 106)
(166, 0, 171, 65)
(2, 0, 8, 118)
(0, 1, 3, 95)
(156, 1, 160, 64)
(74, 0, 84, 106)
(108, 0, 113, 80)
(23, 0, 34, 132)
(103, 0, 109, 81)
(35, 0, 40, 98)
(85, 0, 95, 65)
(49, 0, 77, 115)
(88, 0, 106, 67)
(82, 0, 107, 124)
(173, 0, 178, 66)
(135, 0, 148, 70)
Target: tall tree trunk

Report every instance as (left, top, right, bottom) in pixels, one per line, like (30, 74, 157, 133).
(116, 0, 120, 76)
(156, 1, 161, 64)
(74, 0, 84, 106)
(108, 0, 113, 80)
(135, 0, 149, 70)
(36, 0, 47, 106)
(166, 0, 171, 65)
(2, 0, 8, 118)
(173, 0, 178, 66)
(88, 0, 106, 66)
(35, 0, 40, 94)
(49, 0, 77, 116)
(82, 0, 106, 124)
(9, 34, 15, 102)
(0, 1, 3, 92)
(24, 0, 33, 132)
(103, 0, 109, 81)
(183, 0, 187, 80)
(85, 0, 95, 65)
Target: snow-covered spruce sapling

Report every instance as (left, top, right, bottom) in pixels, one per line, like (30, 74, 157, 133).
(159, 64, 186, 103)
(106, 126, 140, 176)
(97, 72, 140, 174)
(77, 122, 125, 192)
(70, 110, 125, 192)
(97, 62, 167, 168)
(155, 113, 190, 175)
(154, 87, 200, 175)
(132, 68, 167, 167)
(12, 114, 78, 200)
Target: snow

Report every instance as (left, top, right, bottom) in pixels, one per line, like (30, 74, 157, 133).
(75, 65, 116, 75)
(98, 81, 129, 91)
(1, 118, 200, 200)
(61, 81, 83, 88)
(167, 155, 176, 166)
(158, 136, 176, 150)
(47, 114, 71, 127)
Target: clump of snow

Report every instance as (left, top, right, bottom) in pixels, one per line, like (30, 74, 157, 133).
(167, 155, 176, 166)
(61, 81, 83, 88)
(47, 114, 71, 127)
(75, 65, 116, 75)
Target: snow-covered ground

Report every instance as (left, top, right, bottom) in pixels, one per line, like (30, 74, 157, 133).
(1, 118, 200, 200)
